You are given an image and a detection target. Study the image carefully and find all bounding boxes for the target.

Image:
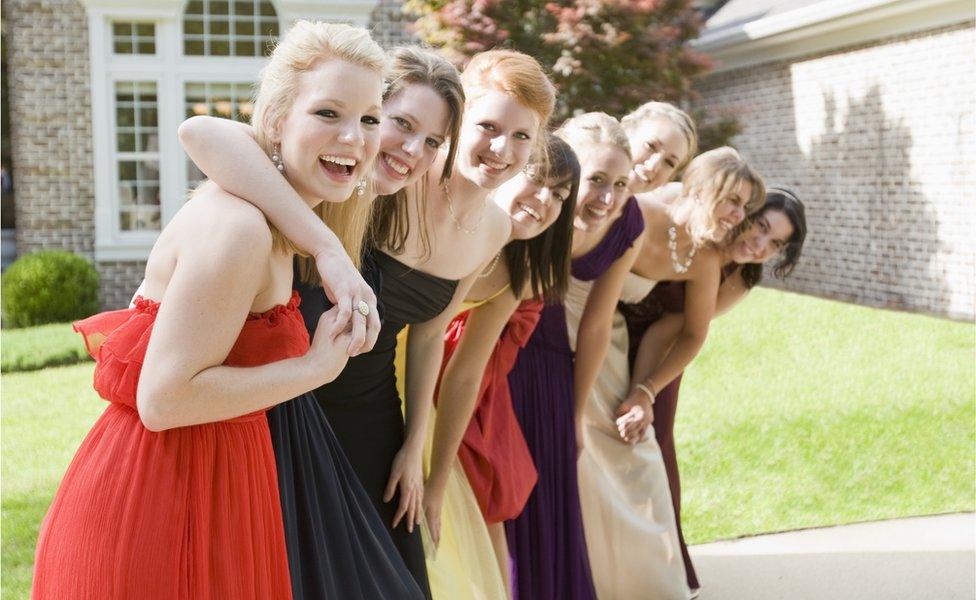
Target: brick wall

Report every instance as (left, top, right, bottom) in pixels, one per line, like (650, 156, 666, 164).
(369, 0, 417, 49)
(6, 0, 94, 259)
(694, 21, 976, 320)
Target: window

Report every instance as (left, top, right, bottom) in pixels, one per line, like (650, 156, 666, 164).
(112, 22, 156, 55)
(113, 81, 160, 231)
(183, 0, 279, 57)
(184, 81, 254, 188)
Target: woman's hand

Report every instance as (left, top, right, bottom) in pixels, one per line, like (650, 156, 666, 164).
(305, 306, 353, 385)
(422, 482, 446, 550)
(384, 442, 425, 533)
(614, 388, 654, 444)
(315, 248, 380, 357)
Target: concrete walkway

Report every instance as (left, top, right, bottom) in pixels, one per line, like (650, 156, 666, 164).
(690, 513, 975, 600)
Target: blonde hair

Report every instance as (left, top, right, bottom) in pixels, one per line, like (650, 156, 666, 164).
(251, 20, 389, 271)
(621, 101, 698, 170)
(676, 146, 766, 246)
(554, 111, 631, 160)
(461, 50, 556, 162)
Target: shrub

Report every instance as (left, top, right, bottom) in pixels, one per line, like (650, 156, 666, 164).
(2, 250, 100, 328)
(407, 0, 719, 124)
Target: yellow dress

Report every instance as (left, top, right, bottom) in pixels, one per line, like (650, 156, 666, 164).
(395, 290, 511, 600)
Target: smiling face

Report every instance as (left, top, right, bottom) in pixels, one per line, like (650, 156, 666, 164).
(373, 83, 451, 196)
(728, 208, 794, 264)
(709, 178, 754, 240)
(627, 117, 691, 194)
(455, 90, 540, 190)
(494, 168, 574, 240)
(275, 59, 383, 205)
(573, 143, 632, 232)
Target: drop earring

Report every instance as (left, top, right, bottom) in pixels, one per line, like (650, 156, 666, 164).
(356, 178, 367, 197)
(271, 144, 285, 173)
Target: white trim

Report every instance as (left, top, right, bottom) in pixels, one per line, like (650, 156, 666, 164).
(279, 1, 379, 27)
(693, 0, 974, 72)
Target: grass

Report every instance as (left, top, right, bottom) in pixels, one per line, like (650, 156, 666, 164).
(0, 290, 973, 596)
(1, 364, 103, 600)
(1, 322, 91, 373)
(678, 288, 975, 544)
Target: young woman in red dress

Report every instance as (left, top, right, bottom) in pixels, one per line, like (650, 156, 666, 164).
(31, 21, 388, 599)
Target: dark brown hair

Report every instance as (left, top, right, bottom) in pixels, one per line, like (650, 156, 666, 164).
(503, 135, 580, 302)
(368, 46, 465, 259)
(739, 187, 807, 288)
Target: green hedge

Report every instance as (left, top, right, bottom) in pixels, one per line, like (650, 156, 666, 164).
(2, 250, 100, 328)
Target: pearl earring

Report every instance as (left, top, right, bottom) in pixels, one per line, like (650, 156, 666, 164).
(271, 144, 284, 173)
(356, 178, 367, 197)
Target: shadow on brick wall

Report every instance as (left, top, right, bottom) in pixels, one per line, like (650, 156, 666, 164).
(795, 84, 950, 315)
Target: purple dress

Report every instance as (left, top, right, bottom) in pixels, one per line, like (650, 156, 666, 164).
(506, 198, 644, 600)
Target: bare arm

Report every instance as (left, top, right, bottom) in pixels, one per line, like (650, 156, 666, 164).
(630, 312, 683, 389)
(425, 288, 520, 546)
(137, 210, 350, 432)
(178, 115, 379, 354)
(573, 237, 643, 450)
(384, 269, 480, 531)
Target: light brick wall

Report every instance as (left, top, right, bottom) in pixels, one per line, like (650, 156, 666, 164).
(694, 21, 976, 320)
(369, 0, 417, 49)
(6, 0, 94, 259)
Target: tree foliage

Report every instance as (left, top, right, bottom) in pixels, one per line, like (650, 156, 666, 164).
(406, 0, 721, 130)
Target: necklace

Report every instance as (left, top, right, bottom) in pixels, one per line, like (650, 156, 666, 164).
(478, 251, 503, 278)
(444, 183, 486, 234)
(668, 225, 697, 274)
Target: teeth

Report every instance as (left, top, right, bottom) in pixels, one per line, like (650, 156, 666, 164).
(518, 203, 541, 221)
(482, 158, 507, 170)
(384, 154, 409, 175)
(587, 205, 607, 217)
(320, 155, 357, 166)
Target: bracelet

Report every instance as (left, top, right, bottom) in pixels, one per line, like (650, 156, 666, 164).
(634, 383, 656, 405)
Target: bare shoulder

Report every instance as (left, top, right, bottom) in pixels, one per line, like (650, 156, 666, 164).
(689, 246, 722, 278)
(487, 201, 513, 242)
(635, 188, 677, 230)
(180, 184, 274, 261)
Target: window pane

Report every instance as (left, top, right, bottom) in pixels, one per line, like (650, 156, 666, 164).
(185, 0, 204, 14)
(235, 1, 255, 15)
(184, 38, 205, 55)
(136, 23, 154, 36)
(114, 40, 133, 54)
(211, 39, 230, 56)
(112, 22, 132, 36)
(138, 40, 156, 54)
(209, 18, 229, 36)
(260, 1, 275, 16)
(234, 40, 255, 57)
(210, 1, 230, 15)
(117, 132, 136, 152)
(184, 18, 204, 35)
(113, 22, 154, 55)
(233, 18, 254, 36)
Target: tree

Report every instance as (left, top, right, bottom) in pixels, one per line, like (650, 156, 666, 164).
(406, 0, 733, 143)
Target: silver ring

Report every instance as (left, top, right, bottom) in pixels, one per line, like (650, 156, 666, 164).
(356, 300, 370, 317)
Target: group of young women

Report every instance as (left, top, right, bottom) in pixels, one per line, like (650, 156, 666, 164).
(32, 21, 807, 600)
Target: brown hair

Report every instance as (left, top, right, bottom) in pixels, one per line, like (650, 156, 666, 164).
(369, 46, 465, 260)
(251, 20, 388, 269)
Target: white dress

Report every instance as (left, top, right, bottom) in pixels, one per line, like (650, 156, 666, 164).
(567, 272, 690, 600)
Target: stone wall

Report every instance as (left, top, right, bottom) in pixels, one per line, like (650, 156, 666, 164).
(694, 21, 975, 320)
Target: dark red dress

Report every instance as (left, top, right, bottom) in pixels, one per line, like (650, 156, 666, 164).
(440, 300, 543, 524)
(32, 294, 305, 599)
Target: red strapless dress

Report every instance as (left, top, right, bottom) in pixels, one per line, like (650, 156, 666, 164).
(439, 300, 542, 524)
(32, 293, 307, 600)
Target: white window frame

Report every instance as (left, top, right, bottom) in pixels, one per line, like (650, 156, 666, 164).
(81, 0, 379, 262)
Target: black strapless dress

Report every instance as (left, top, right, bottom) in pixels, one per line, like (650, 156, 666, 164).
(267, 253, 425, 600)
(314, 251, 457, 599)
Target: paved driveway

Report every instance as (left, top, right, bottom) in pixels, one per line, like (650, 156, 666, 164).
(690, 513, 975, 600)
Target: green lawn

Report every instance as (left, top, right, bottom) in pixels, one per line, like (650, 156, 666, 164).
(2, 364, 103, 599)
(1, 289, 973, 596)
(1, 322, 90, 373)
(679, 288, 975, 543)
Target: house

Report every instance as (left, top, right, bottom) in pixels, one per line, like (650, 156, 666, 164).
(4, 0, 974, 319)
